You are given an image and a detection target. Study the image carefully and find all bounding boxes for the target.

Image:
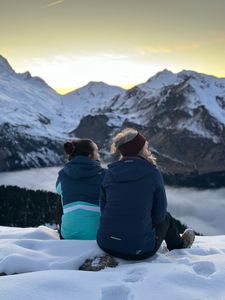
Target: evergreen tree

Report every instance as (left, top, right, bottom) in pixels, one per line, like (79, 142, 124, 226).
(0, 185, 57, 227)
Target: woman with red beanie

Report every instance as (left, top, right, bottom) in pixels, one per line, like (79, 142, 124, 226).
(97, 128, 195, 260)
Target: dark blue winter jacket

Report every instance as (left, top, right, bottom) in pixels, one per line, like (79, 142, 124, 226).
(56, 156, 107, 240)
(97, 156, 167, 256)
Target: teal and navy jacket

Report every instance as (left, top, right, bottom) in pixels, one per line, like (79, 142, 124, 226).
(56, 156, 107, 240)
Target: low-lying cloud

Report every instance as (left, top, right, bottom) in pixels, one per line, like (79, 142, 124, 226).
(166, 187, 225, 236)
(0, 167, 224, 236)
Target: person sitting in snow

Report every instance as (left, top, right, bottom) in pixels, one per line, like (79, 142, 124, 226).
(56, 138, 106, 240)
(97, 128, 195, 260)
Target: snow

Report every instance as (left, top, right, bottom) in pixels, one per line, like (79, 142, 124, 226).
(1, 226, 225, 299)
(0, 58, 124, 138)
(140, 69, 225, 126)
(0, 68, 66, 139)
(105, 69, 225, 143)
(62, 81, 125, 130)
(0, 55, 15, 77)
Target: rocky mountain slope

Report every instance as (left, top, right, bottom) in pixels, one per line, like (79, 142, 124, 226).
(0, 55, 123, 171)
(0, 55, 66, 171)
(74, 70, 225, 188)
(0, 55, 225, 188)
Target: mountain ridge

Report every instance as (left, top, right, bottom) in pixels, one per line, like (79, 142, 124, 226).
(0, 55, 225, 188)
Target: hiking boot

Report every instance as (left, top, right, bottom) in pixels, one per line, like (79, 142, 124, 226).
(181, 228, 195, 248)
(56, 224, 61, 234)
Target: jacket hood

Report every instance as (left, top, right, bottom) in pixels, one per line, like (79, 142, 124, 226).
(108, 156, 156, 182)
(64, 156, 103, 179)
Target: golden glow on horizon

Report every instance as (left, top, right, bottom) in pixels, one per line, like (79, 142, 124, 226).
(120, 84, 137, 90)
(55, 87, 81, 95)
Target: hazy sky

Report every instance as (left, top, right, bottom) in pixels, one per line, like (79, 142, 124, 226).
(1, 0, 225, 93)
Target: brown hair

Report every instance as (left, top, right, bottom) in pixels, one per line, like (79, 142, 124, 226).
(63, 139, 94, 161)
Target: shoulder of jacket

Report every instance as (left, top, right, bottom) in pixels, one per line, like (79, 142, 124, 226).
(98, 168, 107, 177)
(154, 167, 165, 185)
(58, 168, 66, 177)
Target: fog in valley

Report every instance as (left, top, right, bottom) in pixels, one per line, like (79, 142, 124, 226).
(0, 166, 224, 236)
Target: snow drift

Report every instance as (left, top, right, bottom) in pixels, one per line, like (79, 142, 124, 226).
(0, 226, 225, 299)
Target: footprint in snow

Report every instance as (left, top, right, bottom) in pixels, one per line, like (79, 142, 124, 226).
(177, 257, 216, 278)
(190, 261, 216, 278)
(100, 285, 133, 300)
(123, 266, 149, 283)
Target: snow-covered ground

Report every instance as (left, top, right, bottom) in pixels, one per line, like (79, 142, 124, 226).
(0, 225, 225, 299)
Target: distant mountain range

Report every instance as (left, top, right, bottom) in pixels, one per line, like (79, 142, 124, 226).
(0, 55, 225, 188)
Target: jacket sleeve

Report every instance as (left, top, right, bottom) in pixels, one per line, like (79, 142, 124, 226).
(152, 169, 168, 224)
(100, 184, 107, 213)
(99, 168, 108, 212)
(56, 173, 62, 195)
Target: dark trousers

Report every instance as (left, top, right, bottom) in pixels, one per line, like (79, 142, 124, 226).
(99, 212, 184, 260)
(153, 212, 184, 252)
(56, 195, 64, 240)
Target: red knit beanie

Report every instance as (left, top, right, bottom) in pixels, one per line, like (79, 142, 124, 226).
(118, 133, 146, 156)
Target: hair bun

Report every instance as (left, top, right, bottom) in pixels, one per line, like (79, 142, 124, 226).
(63, 141, 76, 155)
(71, 143, 76, 152)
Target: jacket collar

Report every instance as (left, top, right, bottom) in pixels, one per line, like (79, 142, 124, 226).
(120, 155, 148, 162)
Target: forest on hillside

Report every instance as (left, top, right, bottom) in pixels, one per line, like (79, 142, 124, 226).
(0, 185, 56, 227)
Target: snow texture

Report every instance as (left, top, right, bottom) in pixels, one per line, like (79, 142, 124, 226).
(0, 226, 225, 299)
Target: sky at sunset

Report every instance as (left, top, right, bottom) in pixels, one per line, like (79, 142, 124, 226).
(1, 0, 225, 94)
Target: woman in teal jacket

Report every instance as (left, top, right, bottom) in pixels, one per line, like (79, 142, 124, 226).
(56, 138, 106, 240)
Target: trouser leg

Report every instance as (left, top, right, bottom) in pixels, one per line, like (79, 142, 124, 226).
(56, 195, 64, 240)
(155, 212, 184, 251)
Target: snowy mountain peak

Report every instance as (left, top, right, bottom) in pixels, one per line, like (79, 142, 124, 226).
(146, 69, 174, 83)
(0, 55, 15, 77)
(16, 71, 32, 80)
(15, 72, 53, 90)
(84, 81, 114, 93)
(0, 55, 53, 90)
(88, 81, 121, 91)
(87, 81, 106, 87)
(30, 75, 53, 89)
(65, 81, 124, 98)
(156, 68, 173, 76)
